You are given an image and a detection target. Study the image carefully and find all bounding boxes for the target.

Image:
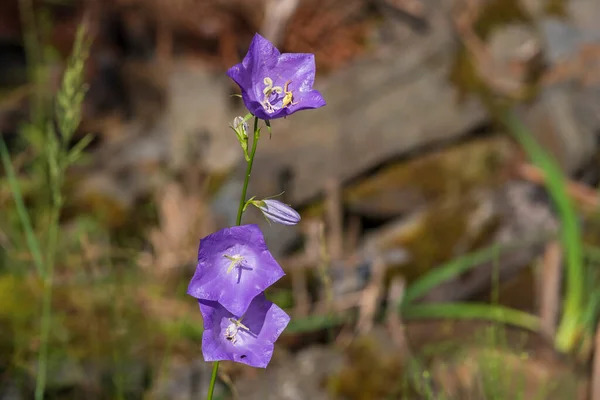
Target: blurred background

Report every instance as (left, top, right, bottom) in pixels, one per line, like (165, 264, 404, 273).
(1, 0, 600, 399)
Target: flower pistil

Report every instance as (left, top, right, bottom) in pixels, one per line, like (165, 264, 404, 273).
(223, 254, 244, 274)
(224, 317, 250, 345)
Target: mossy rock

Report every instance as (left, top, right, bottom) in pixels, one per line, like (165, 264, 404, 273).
(327, 334, 413, 399)
(302, 135, 517, 220)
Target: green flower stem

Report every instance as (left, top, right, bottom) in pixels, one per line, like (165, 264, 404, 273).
(207, 116, 261, 400)
(206, 361, 220, 400)
(236, 116, 260, 226)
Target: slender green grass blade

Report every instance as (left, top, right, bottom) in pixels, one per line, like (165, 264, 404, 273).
(0, 138, 45, 276)
(402, 246, 500, 304)
(402, 239, 543, 305)
(401, 303, 540, 332)
(499, 111, 583, 352)
(285, 312, 352, 333)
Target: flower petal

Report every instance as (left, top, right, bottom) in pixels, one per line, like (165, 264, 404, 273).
(274, 53, 317, 90)
(288, 89, 326, 113)
(187, 225, 285, 316)
(226, 33, 325, 120)
(247, 33, 281, 69)
(198, 294, 290, 368)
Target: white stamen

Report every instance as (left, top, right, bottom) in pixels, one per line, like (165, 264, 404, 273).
(224, 317, 250, 345)
(223, 254, 244, 273)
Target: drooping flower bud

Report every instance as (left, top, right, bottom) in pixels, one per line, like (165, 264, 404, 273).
(252, 199, 301, 226)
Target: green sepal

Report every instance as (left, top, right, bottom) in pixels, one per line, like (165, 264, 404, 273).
(242, 196, 257, 212)
(265, 120, 272, 139)
(229, 122, 249, 161)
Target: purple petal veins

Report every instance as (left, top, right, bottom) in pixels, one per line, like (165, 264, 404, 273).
(199, 293, 290, 368)
(187, 224, 285, 316)
(226, 33, 326, 120)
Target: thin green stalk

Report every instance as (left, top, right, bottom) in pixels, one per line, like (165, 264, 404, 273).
(34, 266, 54, 400)
(2, 121, 57, 400)
(207, 116, 261, 400)
(206, 361, 220, 400)
(34, 22, 90, 399)
(35, 180, 62, 400)
(235, 117, 260, 226)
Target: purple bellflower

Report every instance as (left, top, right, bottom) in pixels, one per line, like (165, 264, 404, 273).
(226, 33, 326, 120)
(187, 224, 285, 316)
(252, 199, 301, 226)
(199, 293, 290, 368)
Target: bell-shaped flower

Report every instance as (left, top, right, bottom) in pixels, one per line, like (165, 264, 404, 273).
(226, 33, 326, 120)
(199, 293, 290, 368)
(251, 199, 301, 226)
(187, 224, 285, 316)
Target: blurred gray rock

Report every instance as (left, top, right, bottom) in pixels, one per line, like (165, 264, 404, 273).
(234, 346, 344, 400)
(167, 62, 241, 174)
(519, 0, 600, 173)
(149, 358, 224, 400)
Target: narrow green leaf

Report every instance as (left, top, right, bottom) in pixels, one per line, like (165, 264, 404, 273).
(285, 312, 352, 333)
(0, 138, 45, 277)
(499, 111, 583, 352)
(402, 241, 540, 304)
(401, 303, 540, 332)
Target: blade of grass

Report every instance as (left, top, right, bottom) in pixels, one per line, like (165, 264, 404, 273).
(499, 110, 583, 353)
(401, 303, 540, 332)
(402, 239, 543, 305)
(285, 312, 352, 333)
(0, 138, 44, 276)
(402, 246, 499, 304)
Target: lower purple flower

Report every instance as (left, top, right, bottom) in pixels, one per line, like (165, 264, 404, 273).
(199, 293, 290, 368)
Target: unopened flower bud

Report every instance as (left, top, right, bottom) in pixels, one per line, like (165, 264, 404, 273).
(253, 199, 300, 226)
(233, 116, 248, 137)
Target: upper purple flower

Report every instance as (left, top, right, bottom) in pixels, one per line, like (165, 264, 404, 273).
(199, 293, 290, 368)
(226, 33, 326, 120)
(187, 224, 285, 316)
